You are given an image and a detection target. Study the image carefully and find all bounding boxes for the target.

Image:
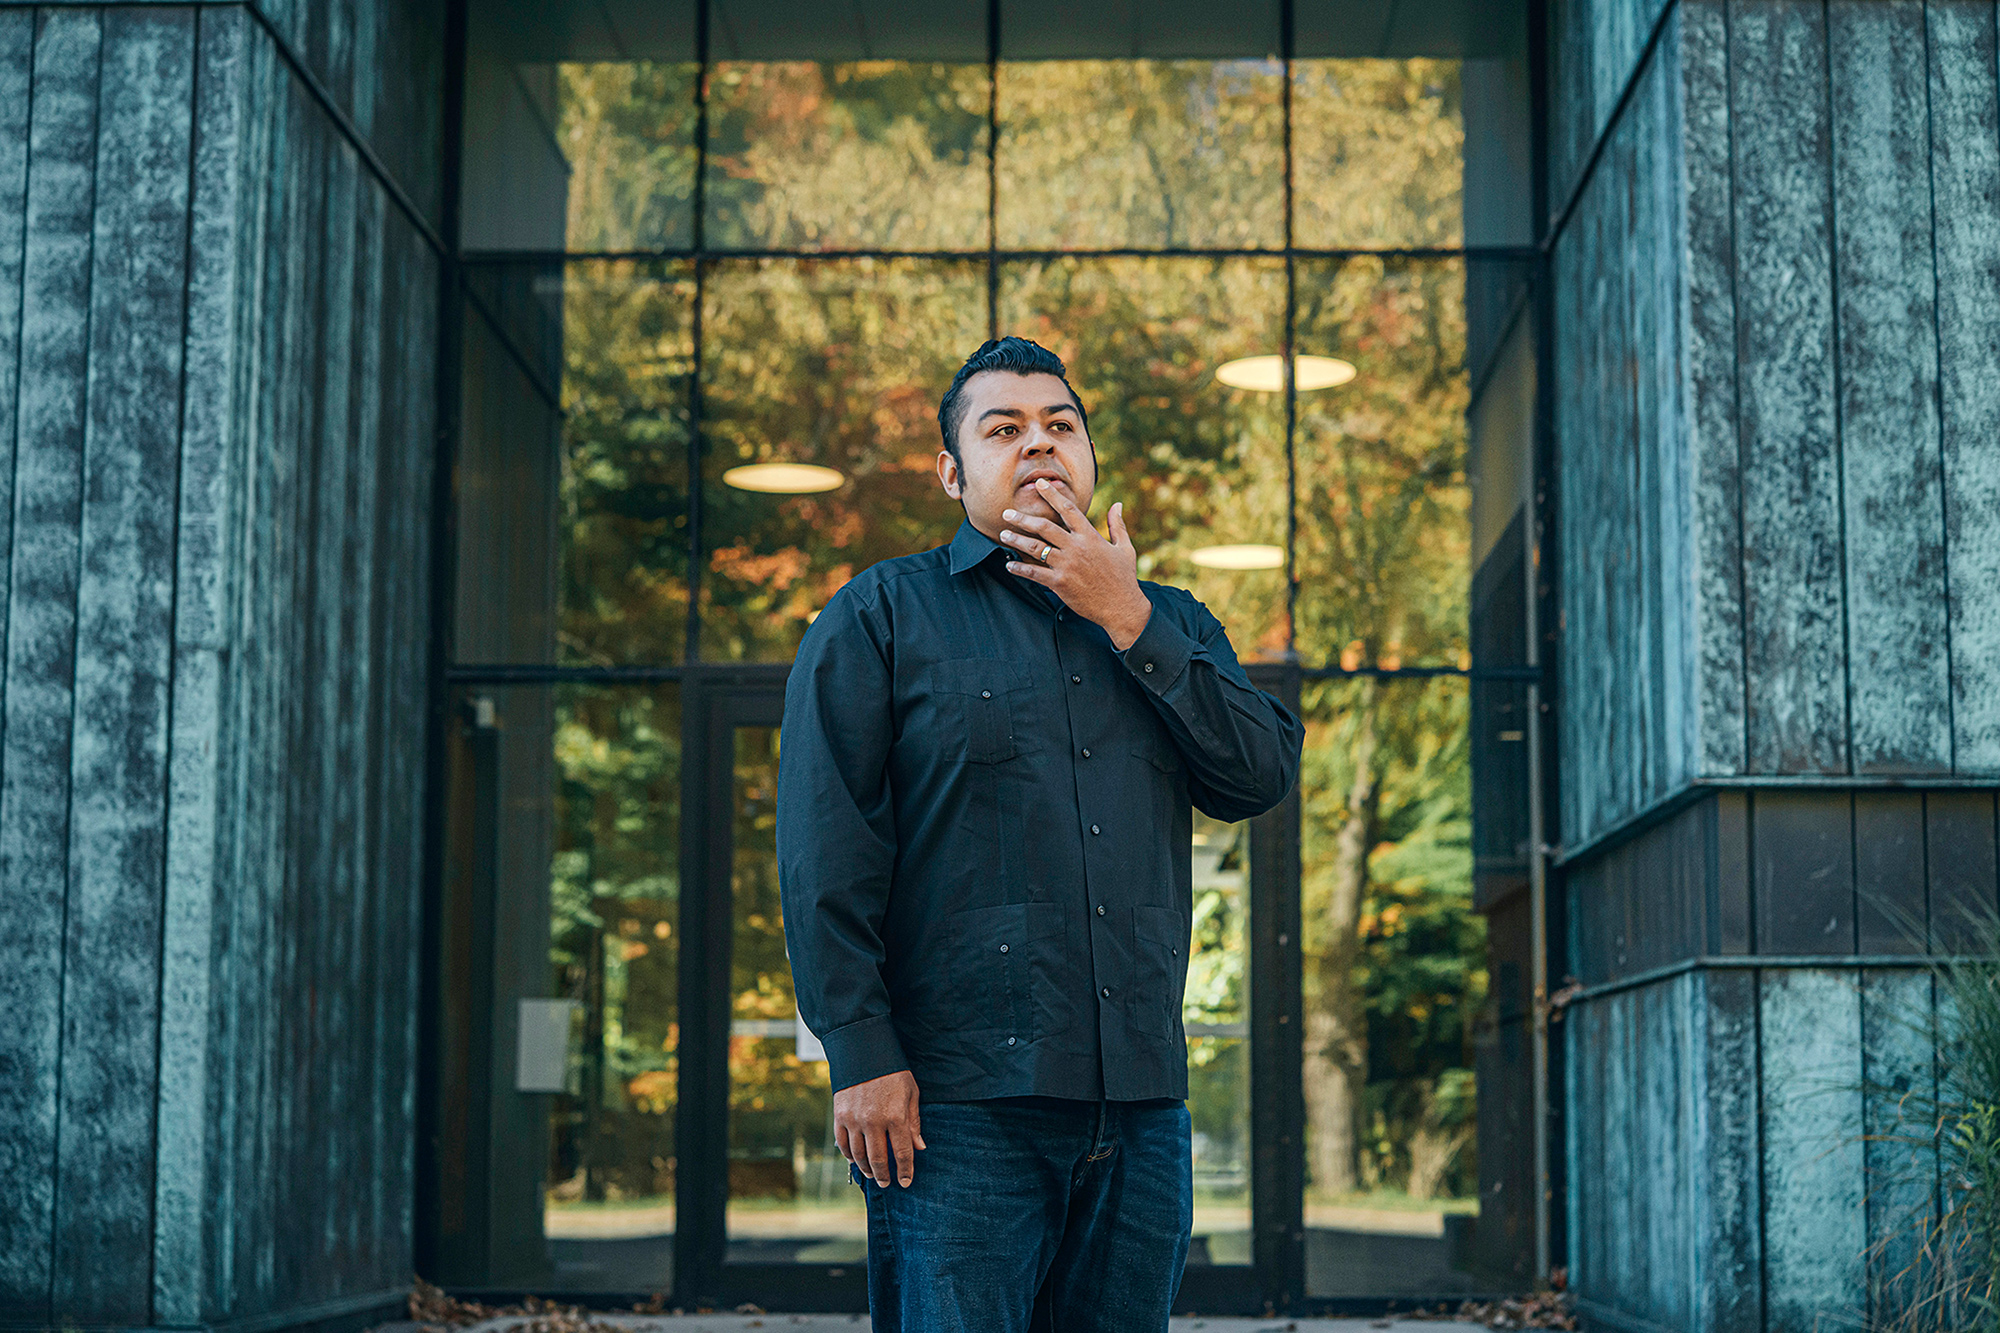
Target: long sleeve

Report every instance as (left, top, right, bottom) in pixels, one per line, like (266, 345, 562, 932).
(1119, 587, 1304, 822)
(776, 585, 907, 1093)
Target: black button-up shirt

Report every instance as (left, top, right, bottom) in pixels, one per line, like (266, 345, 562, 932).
(777, 520, 1303, 1101)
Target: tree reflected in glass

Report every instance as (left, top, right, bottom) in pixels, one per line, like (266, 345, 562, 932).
(1000, 256, 1290, 659)
(705, 62, 990, 251)
(997, 61, 1285, 250)
(557, 63, 701, 251)
(1299, 675, 1482, 1286)
(1292, 60, 1464, 249)
(1293, 257, 1469, 670)
(559, 261, 695, 665)
(699, 258, 985, 661)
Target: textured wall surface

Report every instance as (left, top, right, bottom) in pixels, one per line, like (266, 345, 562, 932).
(0, 4, 441, 1328)
(1552, 2, 2000, 1327)
(1554, 0, 2000, 851)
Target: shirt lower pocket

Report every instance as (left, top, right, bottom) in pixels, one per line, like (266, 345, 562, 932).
(1130, 904, 1188, 1040)
(942, 901, 1070, 1045)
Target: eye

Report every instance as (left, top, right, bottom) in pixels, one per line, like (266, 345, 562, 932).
(1052, 421, 1071, 432)
(993, 424, 1016, 438)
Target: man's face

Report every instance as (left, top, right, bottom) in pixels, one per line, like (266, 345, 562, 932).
(937, 370, 1095, 538)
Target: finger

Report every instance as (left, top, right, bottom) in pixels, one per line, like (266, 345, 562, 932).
(1033, 478, 1092, 530)
(834, 1123, 853, 1163)
(890, 1120, 917, 1187)
(1108, 501, 1130, 547)
(910, 1097, 925, 1152)
(1000, 508, 1063, 539)
(997, 528, 1060, 561)
(866, 1126, 894, 1187)
(1005, 560, 1053, 583)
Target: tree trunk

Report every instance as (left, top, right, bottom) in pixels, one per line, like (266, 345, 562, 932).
(1305, 681, 1379, 1196)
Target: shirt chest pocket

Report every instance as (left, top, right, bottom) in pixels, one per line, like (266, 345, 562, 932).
(925, 658, 1030, 764)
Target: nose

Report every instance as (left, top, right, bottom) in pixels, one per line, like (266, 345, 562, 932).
(1021, 426, 1056, 456)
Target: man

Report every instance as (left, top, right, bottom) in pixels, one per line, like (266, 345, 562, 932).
(776, 337, 1303, 1331)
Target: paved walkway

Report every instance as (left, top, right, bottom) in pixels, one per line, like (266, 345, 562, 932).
(377, 1314, 1486, 1333)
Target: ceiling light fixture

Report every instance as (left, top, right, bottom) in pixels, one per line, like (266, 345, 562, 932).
(1214, 354, 1357, 393)
(722, 462, 846, 494)
(1190, 544, 1285, 570)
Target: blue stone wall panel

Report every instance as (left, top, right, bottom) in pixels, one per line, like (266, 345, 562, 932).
(0, 3, 439, 1327)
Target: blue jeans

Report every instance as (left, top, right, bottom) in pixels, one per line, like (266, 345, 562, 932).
(852, 1096, 1192, 1333)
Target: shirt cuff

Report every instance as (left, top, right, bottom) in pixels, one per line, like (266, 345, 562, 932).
(1121, 604, 1196, 693)
(818, 1013, 910, 1093)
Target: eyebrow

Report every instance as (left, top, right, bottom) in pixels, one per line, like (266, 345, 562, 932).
(976, 403, 1079, 427)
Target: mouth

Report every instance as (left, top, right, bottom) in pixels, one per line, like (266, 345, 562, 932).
(1015, 470, 1068, 492)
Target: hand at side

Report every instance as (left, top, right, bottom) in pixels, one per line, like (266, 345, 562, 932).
(998, 481, 1155, 650)
(833, 1069, 926, 1187)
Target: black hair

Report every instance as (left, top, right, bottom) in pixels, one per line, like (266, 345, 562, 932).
(936, 336, 1090, 465)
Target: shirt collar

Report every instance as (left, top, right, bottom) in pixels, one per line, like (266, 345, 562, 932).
(947, 518, 1005, 575)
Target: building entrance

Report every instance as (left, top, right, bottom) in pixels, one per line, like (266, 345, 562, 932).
(518, 670, 1272, 1310)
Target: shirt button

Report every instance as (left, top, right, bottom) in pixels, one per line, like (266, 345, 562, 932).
(1100, 987, 1112, 998)
(981, 690, 992, 699)
(1090, 824, 1100, 835)
(1007, 1036, 1017, 1045)
(1143, 663, 1154, 673)
(1096, 905, 1106, 916)
(1071, 675, 1081, 685)
(1081, 748, 1091, 758)
(999, 943, 1009, 953)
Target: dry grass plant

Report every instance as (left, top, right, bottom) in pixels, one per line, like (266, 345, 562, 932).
(1861, 902, 2000, 1332)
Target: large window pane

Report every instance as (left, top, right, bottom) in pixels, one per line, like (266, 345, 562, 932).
(995, 61, 1285, 250)
(998, 256, 1290, 660)
(556, 62, 703, 252)
(698, 258, 986, 661)
(725, 725, 866, 1260)
(1292, 257, 1469, 669)
(704, 62, 990, 251)
(1291, 60, 1464, 249)
(544, 683, 684, 1289)
(1299, 675, 1485, 1299)
(561, 261, 696, 665)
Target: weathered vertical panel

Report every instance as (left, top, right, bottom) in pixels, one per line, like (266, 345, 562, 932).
(308, 126, 360, 1289)
(1753, 790, 1857, 954)
(0, 5, 40, 1300)
(1853, 792, 1927, 954)
(1760, 967, 1867, 1326)
(1642, 978, 1690, 1325)
(1688, 969, 1761, 1332)
(51, 10, 195, 1321)
(1678, 0, 1747, 780)
(1861, 968, 1937, 1327)
(1929, 1, 2000, 772)
(383, 216, 437, 1278)
(0, 9, 29, 684)
(1826, 0, 1950, 775)
(1730, 0, 1849, 775)
(154, 6, 248, 1320)
(0, 11, 102, 1311)
(344, 175, 386, 1286)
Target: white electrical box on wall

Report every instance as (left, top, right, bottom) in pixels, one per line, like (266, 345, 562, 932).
(516, 998, 578, 1093)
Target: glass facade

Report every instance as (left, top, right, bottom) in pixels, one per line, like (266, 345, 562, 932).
(444, 0, 1532, 1308)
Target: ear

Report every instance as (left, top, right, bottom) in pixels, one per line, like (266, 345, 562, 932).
(936, 448, 962, 499)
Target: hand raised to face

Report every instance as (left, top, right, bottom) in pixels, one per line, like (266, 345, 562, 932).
(999, 480, 1155, 651)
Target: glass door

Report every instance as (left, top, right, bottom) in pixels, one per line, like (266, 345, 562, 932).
(721, 722, 867, 1264)
(671, 675, 869, 1309)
